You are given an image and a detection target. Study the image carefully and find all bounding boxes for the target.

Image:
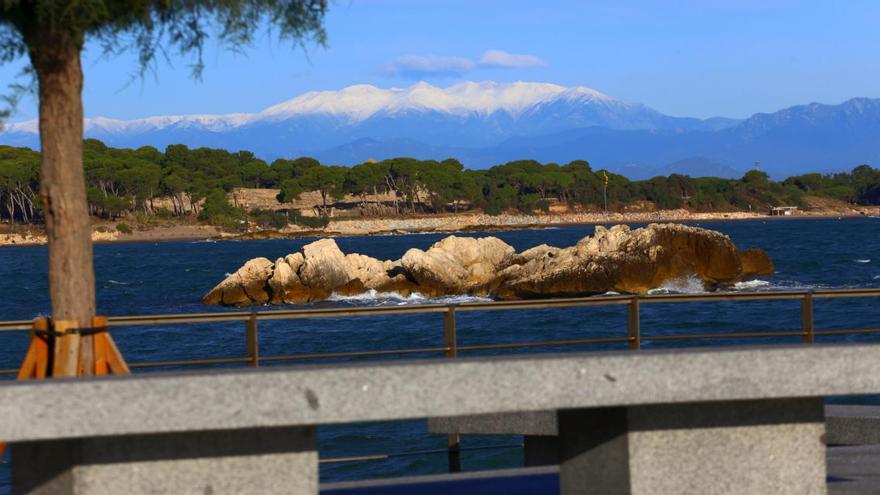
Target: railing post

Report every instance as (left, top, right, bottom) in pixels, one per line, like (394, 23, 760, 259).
(246, 313, 259, 367)
(802, 292, 814, 344)
(443, 305, 461, 473)
(628, 296, 641, 350)
(444, 306, 457, 358)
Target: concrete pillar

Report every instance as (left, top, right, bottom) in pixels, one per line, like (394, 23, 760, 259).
(12, 426, 317, 495)
(558, 398, 826, 495)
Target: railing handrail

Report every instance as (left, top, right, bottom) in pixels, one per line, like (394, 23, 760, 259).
(1, 287, 876, 332)
(1, 286, 878, 377)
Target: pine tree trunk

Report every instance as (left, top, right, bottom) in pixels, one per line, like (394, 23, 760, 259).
(32, 36, 96, 363)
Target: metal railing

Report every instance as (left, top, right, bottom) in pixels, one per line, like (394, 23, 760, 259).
(1, 287, 879, 470)
(2, 288, 880, 374)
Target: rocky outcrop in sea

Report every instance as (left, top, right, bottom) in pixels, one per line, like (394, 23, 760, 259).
(202, 223, 775, 306)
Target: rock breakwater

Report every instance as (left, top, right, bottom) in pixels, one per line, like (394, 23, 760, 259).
(202, 223, 775, 306)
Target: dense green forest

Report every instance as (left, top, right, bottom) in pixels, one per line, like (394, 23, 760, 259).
(1, 139, 879, 229)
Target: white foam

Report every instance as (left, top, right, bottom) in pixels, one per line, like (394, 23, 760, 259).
(431, 294, 495, 305)
(328, 289, 491, 306)
(763, 281, 830, 291)
(855, 259, 872, 263)
(107, 280, 128, 285)
(647, 275, 706, 295)
(328, 289, 416, 303)
(732, 279, 771, 290)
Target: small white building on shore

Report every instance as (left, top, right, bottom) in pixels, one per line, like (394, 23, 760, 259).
(770, 206, 799, 216)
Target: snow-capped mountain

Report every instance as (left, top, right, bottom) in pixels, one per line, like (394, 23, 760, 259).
(0, 81, 733, 154)
(2, 81, 879, 178)
(261, 81, 578, 121)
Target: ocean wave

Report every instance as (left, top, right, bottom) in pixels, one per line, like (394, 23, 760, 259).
(724, 279, 842, 293)
(647, 275, 706, 295)
(320, 276, 863, 307)
(647, 276, 838, 295)
(107, 279, 129, 285)
(758, 280, 832, 291)
(328, 289, 492, 306)
(732, 279, 771, 290)
(855, 259, 872, 263)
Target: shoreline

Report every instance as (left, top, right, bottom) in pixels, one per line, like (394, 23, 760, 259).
(1, 207, 878, 248)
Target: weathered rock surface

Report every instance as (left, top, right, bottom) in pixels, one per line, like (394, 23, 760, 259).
(401, 236, 516, 296)
(495, 224, 753, 298)
(739, 248, 776, 277)
(202, 224, 776, 306)
(297, 239, 352, 299)
(202, 257, 274, 305)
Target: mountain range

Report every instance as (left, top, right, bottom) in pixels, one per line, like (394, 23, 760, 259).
(2, 81, 879, 179)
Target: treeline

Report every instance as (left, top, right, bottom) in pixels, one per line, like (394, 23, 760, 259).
(1, 139, 880, 228)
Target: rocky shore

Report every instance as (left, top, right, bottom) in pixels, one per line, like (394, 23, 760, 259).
(203, 223, 775, 306)
(321, 209, 759, 236)
(0, 224, 221, 247)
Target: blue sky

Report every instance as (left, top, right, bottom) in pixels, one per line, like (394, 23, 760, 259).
(3, 0, 880, 121)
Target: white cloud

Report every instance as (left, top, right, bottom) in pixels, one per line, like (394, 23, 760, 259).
(384, 50, 545, 79)
(384, 55, 476, 77)
(478, 50, 546, 69)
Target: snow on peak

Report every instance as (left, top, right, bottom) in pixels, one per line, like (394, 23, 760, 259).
(86, 114, 253, 133)
(1, 81, 620, 134)
(560, 85, 614, 102)
(260, 84, 397, 122)
(3, 119, 38, 133)
(258, 81, 613, 121)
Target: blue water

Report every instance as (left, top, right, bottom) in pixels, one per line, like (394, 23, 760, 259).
(1, 217, 879, 490)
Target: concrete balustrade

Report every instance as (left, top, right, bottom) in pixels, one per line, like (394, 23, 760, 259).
(430, 404, 880, 467)
(4, 344, 880, 494)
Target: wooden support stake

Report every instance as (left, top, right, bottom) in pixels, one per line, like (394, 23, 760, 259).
(79, 331, 95, 377)
(52, 320, 80, 378)
(103, 336, 130, 375)
(94, 338, 109, 375)
(33, 319, 49, 380)
(106, 342, 128, 374)
(16, 340, 39, 380)
(94, 317, 109, 376)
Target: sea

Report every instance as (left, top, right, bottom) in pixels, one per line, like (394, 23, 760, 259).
(1, 217, 879, 491)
